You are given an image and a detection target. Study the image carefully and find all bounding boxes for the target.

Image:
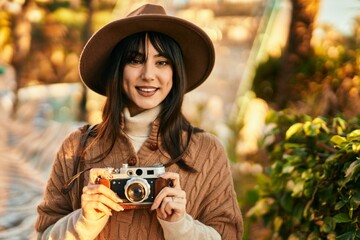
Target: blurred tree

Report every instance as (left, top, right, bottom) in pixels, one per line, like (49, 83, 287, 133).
(275, 0, 320, 108)
(8, 0, 33, 118)
(78, 0, 95, 121)
(253, 0, 360, 117)
(1, 0, 117, 121)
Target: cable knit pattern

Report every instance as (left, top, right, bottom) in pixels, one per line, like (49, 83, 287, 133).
(35, 120, 243, 239)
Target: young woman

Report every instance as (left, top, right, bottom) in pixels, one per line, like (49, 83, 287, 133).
(35, 4, 243, 239)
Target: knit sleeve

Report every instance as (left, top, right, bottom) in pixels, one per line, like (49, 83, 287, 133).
(158, 213, 221, 240)
(190, 133, 244, 240)
(37, 209, 109, 240)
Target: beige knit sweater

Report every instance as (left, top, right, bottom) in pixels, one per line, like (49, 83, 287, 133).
(35, 109, 243, 239)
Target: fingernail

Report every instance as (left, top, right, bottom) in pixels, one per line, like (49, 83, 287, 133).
(115, 204, 124, 211)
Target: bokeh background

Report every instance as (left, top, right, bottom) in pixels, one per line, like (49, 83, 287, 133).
(0, 0, 359, 239)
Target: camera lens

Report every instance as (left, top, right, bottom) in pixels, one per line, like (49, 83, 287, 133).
(127, 183, 145, 202)
(124, 177, 151, 203)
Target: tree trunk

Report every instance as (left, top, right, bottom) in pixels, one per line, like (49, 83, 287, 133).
(77, 0, 95, 122)
(275, 0, 320, 108)
(9, 0, 32, 118)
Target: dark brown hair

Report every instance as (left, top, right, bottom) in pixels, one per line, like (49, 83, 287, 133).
(93, 32, 200, 172)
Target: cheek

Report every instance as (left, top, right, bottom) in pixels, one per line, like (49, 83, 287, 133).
(122, 67, 135, 91)
(121, 78, 129, 95)
(163, 71, 173, 90)
(167, 80, 173, 92)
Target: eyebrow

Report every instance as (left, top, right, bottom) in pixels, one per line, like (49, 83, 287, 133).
(129, 49, 168, 61)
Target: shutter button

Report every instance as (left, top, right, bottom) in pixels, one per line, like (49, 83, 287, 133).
(149, 143, 158, 151)
(128, 157, 137, 166)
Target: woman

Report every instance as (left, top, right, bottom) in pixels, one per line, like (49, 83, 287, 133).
(35, 4, 243, 240)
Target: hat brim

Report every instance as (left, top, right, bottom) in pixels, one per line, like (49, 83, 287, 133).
(79, 14, 215, 95)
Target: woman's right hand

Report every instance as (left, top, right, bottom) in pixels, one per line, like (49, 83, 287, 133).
(81, 168, 124, 221)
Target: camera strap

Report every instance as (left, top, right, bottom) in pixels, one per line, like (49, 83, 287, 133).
(61, 124, 96, 194)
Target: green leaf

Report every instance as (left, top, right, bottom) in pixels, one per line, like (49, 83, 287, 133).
(345, 160, 360, 178)
(307, 231, 321, 240)
(303, 180, 314, 198)
(245, 198, 275, 217)
(326, 153, 342, 163)
(280, 193, 294, 212)
(321, 217, 335, 233)
(333, 213, 351, 223)
(301, 170, 313, 180)
(347, 129, 360, 140)
(286, 123, 304, 140)
(341, 160, 360, 187)
(351, 143, 360, 153)
(304, 121, 320, 137)
(349, 191, 360, 210)
(291, 180, 305, 198)
(313, 117, 330, 133)
(273, 216, 283, 232)
(282, 165, 295, 174)
(333, 117, 347, 134)
(334, 201, 346, 211)
(336, 231, 356, 240)
(327, 232, 337, 240)
(330, 135, 347, 146)
(313, 117, 327, 125)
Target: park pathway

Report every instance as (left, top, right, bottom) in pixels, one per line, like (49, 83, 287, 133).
(0, 116, 79, 239)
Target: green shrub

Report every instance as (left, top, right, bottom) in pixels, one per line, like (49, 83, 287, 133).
(247, 111, 360, 239)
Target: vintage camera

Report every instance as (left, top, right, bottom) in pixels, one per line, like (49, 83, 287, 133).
(97, 164, 172, 210)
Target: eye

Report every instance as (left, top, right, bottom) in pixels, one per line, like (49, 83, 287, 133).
(156, 56, 171, 66)
(157, 60, 169, 66)
(130, 58, 143, 64)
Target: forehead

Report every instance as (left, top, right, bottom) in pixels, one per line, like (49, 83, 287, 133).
(136, 39, 164, 57)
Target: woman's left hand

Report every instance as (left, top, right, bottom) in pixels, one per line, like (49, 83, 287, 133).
(151, 172, 186, 222)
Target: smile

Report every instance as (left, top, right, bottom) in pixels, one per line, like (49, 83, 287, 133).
(136, 87, 158, 92)
(136, 87, 159, 96)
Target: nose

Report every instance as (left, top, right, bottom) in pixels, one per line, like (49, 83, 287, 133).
(141, 61, 155, 81)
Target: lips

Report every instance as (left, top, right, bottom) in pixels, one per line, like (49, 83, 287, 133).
(136, 86, 159, 97)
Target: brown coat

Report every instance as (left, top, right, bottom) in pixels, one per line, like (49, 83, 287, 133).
(35, 121, 243, 239)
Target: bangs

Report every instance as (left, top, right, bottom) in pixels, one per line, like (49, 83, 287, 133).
(123, 32, 147, 63)
(148, 32, 176, 62)
(121, 32, 181, 66)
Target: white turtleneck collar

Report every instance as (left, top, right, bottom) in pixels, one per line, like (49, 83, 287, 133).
(123, 105, 161, 152)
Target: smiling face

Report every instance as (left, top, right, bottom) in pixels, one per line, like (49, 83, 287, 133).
(122, 37, 173, 116)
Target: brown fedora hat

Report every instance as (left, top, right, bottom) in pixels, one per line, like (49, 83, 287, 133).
(79, 4, 215, 96)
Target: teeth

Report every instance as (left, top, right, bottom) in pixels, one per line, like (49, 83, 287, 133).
(138, 87, 157, 92)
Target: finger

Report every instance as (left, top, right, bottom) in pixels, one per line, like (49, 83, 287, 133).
(89, 168, 113, 184)
(83, 184, 123, 203)
(152, 188, 186, 210)
(83, 200, 113, 215)
(165, 202, 184, 216)
(171, 196, 186, 204)
(82, 191, 123, 212)
(159, 172, 181, 189)
(159, 196, 172, 218)
(160, 197, 185, 217)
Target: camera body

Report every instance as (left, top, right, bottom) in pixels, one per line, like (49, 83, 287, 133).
(97, 164, 172, 210)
